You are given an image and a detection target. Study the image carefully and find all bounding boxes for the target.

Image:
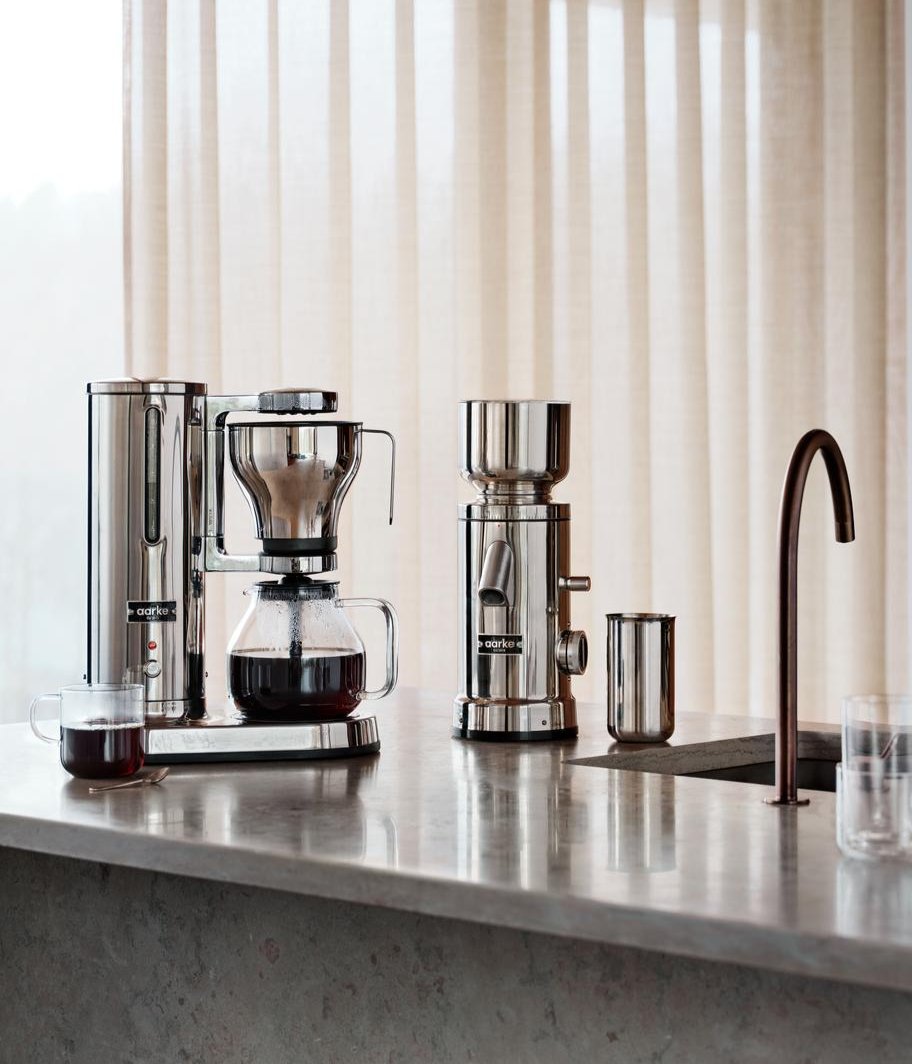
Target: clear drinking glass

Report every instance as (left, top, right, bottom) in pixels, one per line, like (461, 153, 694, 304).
(838, 695, 912, 861)
(29, 682, 145, 779)
(842, 695, 912, 775)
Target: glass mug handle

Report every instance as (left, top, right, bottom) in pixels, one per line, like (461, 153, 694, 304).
(338, 598, 399, 700)
(29, 693, 61, 743)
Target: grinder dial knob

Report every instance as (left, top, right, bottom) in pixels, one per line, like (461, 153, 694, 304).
(557, 630, 588, 676)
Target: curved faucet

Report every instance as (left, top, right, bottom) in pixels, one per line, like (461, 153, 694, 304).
(767, 429, 855, 806)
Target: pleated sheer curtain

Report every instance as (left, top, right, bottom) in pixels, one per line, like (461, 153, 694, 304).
(125, 0, 907, 720)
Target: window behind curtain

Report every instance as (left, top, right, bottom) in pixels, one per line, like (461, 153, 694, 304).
(0, 1, 124, 721)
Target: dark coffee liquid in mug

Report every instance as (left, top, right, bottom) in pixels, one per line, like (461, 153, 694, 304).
(60, 722, 145, 779)
(229, 649, 366, 722)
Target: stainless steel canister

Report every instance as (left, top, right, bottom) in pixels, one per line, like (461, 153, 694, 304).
(607, 614, 675, 742)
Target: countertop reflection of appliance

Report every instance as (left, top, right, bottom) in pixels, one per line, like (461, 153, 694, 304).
(454, 400, 590, 741)
(86, 379, 397, 762)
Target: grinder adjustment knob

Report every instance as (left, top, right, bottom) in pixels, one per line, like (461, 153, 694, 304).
(557, 630, 588, 676)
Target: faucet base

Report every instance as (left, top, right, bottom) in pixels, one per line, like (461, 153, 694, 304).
(764, 796, 811, 807)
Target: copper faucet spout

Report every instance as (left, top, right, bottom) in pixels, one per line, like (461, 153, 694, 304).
(768, 429, 855, 807)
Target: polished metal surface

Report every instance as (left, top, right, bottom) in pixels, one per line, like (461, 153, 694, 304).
(456, 511, 583, 736)
(460, 502, 571, 522)
(256, 553, 338, 575)
(87, 384, 206, 720)
(257, 388, 337, 414)
(456, 400, 589, 740)
(607, 614, 675, 743)
(771, 429, 855, 806)
(557, 629, 588, 676)
(229, 421, 362, 550)
(452, 697, 577, 739)
(459, 400, 570, 499)
(477, 539, 515, 607)
(559, 576, 592, 593)
(144, 710, 381, 762)
(88, 378, 207, 396)
(210, 421, 395, 573)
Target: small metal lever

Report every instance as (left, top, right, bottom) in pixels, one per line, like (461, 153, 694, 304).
(559, 576, 591, 593)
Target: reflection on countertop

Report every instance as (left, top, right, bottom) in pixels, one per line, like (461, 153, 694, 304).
(2, 689, 912, 993)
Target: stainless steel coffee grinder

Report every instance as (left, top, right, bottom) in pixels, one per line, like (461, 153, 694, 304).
(86, 378, 397, 762)
(454, 400, 590, 740)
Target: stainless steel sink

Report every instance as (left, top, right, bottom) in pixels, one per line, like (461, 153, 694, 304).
(570, 730, 840, 794)
(683, 758, 836, 792)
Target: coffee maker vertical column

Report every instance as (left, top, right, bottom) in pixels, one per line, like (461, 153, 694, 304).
(87, 380, 207, 720)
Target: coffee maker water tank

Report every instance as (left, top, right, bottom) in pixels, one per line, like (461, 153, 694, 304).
(86, 379, 207, 721)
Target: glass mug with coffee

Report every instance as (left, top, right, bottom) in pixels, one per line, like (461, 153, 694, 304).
(29, 683, 145, 779)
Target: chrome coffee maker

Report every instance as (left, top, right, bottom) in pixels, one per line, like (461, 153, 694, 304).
(86, 379, 397, 761)
(454, 400, 590, 741)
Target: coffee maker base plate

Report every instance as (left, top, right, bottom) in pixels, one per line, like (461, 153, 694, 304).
(452, 698, 578, 742)
(144, 710, 380, 763)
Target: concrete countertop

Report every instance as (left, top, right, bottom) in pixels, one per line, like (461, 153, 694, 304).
(1, 689, 910, 993)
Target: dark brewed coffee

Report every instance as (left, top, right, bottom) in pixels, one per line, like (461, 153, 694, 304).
(60, 722, 144, 779)
(229, 649, 366, 722)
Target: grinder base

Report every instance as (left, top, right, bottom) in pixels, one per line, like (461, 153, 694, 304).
(452, 697, 578, 742)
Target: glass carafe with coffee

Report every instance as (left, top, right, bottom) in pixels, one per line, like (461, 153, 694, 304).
(225, 418, 398, 744)
(228, 578, 397, 722)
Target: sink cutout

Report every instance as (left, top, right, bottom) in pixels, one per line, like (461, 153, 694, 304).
(683, 758, 836, 792)
(570, 731, 840, 794)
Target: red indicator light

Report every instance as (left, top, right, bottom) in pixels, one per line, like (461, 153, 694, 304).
(148, 641, 157, 650)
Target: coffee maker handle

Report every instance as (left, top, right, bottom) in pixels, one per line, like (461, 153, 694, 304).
(338, 598, 399, 700)
(362, 429, 396, 525)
